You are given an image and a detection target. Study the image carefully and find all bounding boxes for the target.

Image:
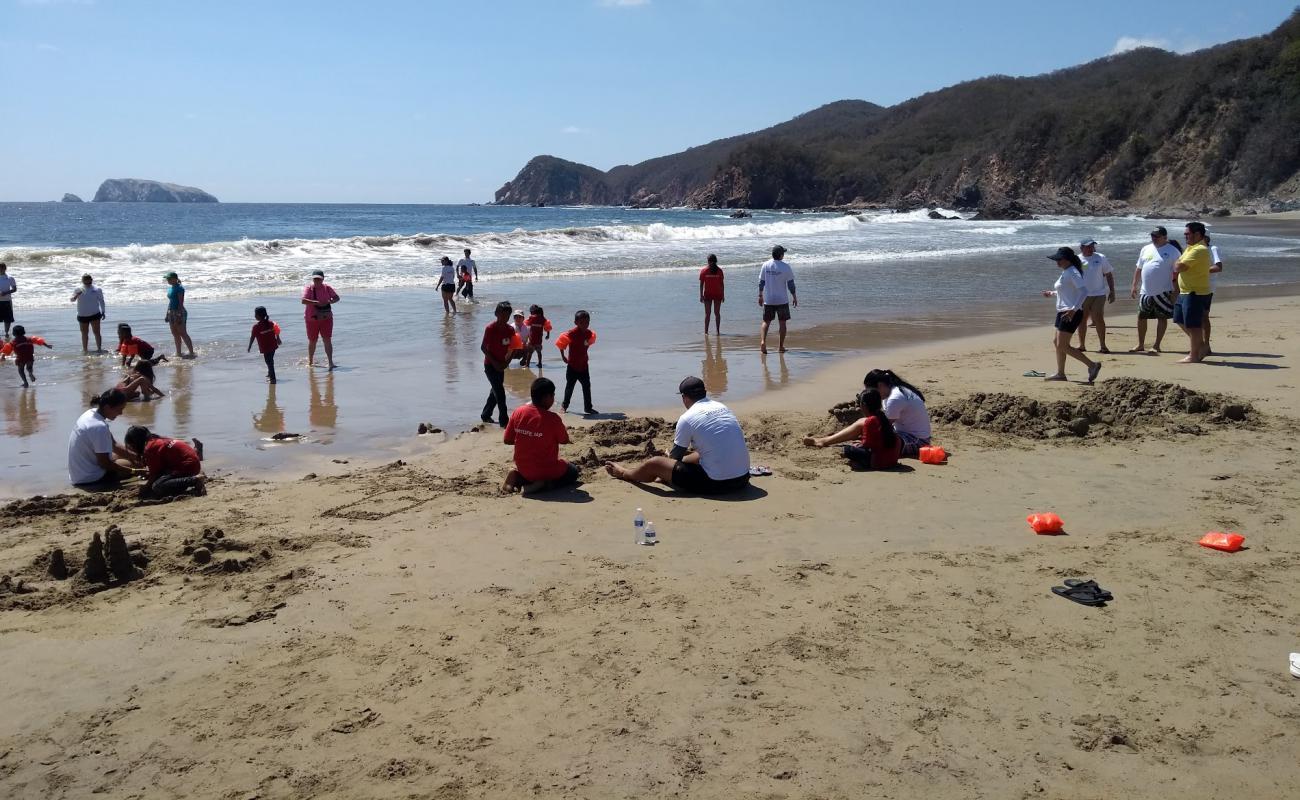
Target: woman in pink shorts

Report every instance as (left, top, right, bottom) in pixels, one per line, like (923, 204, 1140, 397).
(301, 269, 340, 369)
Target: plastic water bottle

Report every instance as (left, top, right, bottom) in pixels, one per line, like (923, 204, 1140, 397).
(633, 508, 645, 544)
(641, 521, 657, 546)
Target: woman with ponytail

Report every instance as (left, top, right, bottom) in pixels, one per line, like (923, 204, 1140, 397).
(67, 389, 138, 487)
(863, 368, 931, 458)
(1041, 246, 1102, 383)
(802, 388, 901, 470)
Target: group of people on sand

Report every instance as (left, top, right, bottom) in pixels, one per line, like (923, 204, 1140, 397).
(1041, 222, 1224, 382)
(480, 301, 596, 428)
(67, 388, 206, 497)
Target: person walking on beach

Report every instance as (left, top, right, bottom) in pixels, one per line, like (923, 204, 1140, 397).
(1205, 235, 1224, 355)
(0, 263, 16, 337)
(247, 306, 281, 384)
(556, 310, 597, 415)
(863, 369, 932, 458)
(700, 254, 725, 335)
(1171, 221, 1213, 364)
(524, 305, 551, 367)
(67, 389, 136, 487)
(456, 248, 478, 299)
(1130, 226, 1180, 353)
(301, 269, 339, 370)
(1042, 246, 1102, 383)
(1076, 239, 1115, 353)
(163, 272, 197, 359)
(71, 273, 106, 354)
(437, 256, 458, 314)
(758, 245, 797, 353)
(604, 376, 751, 495)
(481, 301, 516, 427)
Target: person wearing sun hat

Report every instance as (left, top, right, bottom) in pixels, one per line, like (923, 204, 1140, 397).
(603, 375, 751, 494)
(1041, 246, 1102, 383)
(1075, 238, 1115, 353)
(301, 269, 340, 370)
(163, 271, 196, 359)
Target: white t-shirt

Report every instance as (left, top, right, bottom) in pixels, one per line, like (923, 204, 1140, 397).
(1080, 252, 1114, 297)
(73, 285, 105, 317)
(438, 263, 456, 286)
(68, 408, 114, 484)
(673, 397, 750, 480)
(1209, 245, 1221, 292)
(884, 386, 931, 441)
(1054, 268, 1088, 312)
(0, 274, 15, 300)
(758, 259, 795, 305)
(456, 258, 476, 280)
(1136, 243, 1180, 297)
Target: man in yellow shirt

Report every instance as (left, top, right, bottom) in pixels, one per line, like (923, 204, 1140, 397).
(1172, 221, 1212, 363)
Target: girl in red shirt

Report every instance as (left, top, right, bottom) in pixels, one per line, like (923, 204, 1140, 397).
(699, 254, 725, 335)
(7, 325, 53, 387)
(124, 425, 206, 497)
(801, 388, 901, 470)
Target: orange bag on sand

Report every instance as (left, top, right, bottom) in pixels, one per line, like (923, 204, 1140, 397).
(1027, 513, 1065, 534)
(1199, 532, 1245, 552)
(919, 446, 947, 464)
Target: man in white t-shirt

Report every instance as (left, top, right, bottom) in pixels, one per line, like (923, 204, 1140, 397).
(0, 262, 16, 337)
(757, 244, 797, 354)
(604, 376, 751, 495)
(456, 248, 478, 299)
(67, 398, 135, 486)
(1205, 235, 1224, 355)
(1128, 226, 1181, 353)
(1075, 238, 1115, 353)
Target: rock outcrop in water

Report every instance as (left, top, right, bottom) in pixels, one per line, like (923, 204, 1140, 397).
(93, 179, 218, 203)
(496, 11, 1300, 213)
(61, 193, 83, 203)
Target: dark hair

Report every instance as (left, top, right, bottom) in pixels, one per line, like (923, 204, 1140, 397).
(858, 388, 896, 449)
(441, 256, 453, 265)
(706, 254, 720, 273)
(124, 425, 152, 454)
(254, 305, 268, 319)
(1204, 234, 1212, 244)
(863, 368, 926, 403)
(12, 324, 25, 337)
(530, 377, 556, 404)
(1169, 239, 1183, 253)
(1066, 251, 1083, 273)
(117, 323, 132, 340)
(772, 245, 786, 258)
(529, 304, 541, 316)
(575, 309, 590, 322)
(495, 301, 512, 315)
(1186, 221, 1207, 236)
(133, 361, 156, 382)
(0, 262, 6, 269)
(89, 388, 128, 409)
(464, 248, 471, 255)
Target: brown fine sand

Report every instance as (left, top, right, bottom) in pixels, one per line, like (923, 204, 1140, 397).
(2, 296, 1299, 798)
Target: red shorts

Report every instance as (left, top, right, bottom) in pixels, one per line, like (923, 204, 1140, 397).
(305, 315, 334, 341)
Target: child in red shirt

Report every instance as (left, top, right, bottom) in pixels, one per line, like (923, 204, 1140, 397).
(116, 323, 160, 366)
(247, 306, 282, 383)
(556, 309, 597, 415)
(501, 376, 581, 495)
(124, 425, 206, 497)
(699, 254, 725, 335)
(8, 325, 52, 387)
(480, 301, 519, 426)
(523, 304, 552, 367)
(801, 388, 901, 470)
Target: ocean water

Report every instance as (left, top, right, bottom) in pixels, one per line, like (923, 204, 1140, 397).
(2, 203, 1298, 495)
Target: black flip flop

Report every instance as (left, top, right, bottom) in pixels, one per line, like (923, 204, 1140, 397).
(1063, 578, 1113, 601)
(1051, 583, 1110, 607)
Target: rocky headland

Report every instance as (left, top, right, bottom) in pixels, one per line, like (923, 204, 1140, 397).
(61, 193, 83, 203)
(92, 179, 218, 203)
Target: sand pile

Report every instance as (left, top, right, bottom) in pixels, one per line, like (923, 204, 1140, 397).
(930, 377, 1255, 440)
(569, 417, 670, 471)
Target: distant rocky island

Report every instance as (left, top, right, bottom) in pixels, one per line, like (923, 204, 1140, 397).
(61, 193, 83, 203)
(93, 179, 218, 203)
(496, 11, 1300, 218)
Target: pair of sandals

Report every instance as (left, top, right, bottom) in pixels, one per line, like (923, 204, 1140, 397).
(749, 465, 773, 477)
(1051, 578, 1113, 607)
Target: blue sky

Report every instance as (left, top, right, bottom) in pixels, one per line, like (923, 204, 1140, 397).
(2, 0, 1296, 203)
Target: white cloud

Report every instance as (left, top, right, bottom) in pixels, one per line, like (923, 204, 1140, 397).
(1109, 35, 1203, 55)
(598, 0, 650, 7)
(36, 42, 61, 52)
(561, 125, 586, 134)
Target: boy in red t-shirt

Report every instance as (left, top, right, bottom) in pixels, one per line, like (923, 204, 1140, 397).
(247, 306, 282, 383)
(522, 304, 552, 368)
(501, 376, 581, 495)
(556, 309, 598, 415)
(481, 301, 519, 427)
(124, 424, 206, 497)
(801, 388, 901, 470)
(8, 325, 53, 387)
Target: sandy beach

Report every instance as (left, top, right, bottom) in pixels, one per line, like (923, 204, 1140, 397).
(2, 292, 1298, 798)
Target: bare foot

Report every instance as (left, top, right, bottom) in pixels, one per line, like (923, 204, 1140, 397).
(604, 462, 629, 481)
(520, 480, 547, 496)
(801, 436, 820, 447)
(1176, 356, 1204, 364)
(1128, 346, 1146, 353)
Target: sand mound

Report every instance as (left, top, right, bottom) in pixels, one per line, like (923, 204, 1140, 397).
(569, 417, 670, 472)
(930, 377, 1256, 440)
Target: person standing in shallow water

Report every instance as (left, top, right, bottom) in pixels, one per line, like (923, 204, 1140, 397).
(0, 262, 17, 337)
(700, 253, 724, 335)
(301, 269, 339, 370)
(164, 271, 197, 358)
(71, 273, 106, 354)
(480, 301, 516, 427)
(758, 245, 796, 353)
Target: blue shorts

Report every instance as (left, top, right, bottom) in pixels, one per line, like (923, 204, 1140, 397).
(1173, 293, 1210, 329)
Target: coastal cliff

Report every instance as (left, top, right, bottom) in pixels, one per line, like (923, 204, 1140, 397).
(496, 11, 1300, 215)
(93, 179, 219, 203)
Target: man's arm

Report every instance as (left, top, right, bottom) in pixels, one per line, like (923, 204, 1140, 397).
(1130, 266, 1141, 299)
(1105, 272, 1116, 301)
(788, 279, 798, 308)
(757, 278, 765, 305)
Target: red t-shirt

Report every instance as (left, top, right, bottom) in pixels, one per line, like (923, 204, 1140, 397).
(252, 319, 279, 353)
(860, 415, 901, 469)
(699, 267, 725, 301)
(12, 337, 34, 365)
(555, 327, 596, 370)
(525, 315, 551, 348)
(504, 403, 570, 482)
(118, 336, 155, 360)
(482, 320, 517, 366)
(142, 438, 202, 480)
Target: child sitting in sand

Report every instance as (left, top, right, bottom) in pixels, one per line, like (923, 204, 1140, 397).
(556, 310, 597, 415)
(115, 360, 165, 401)
(523, 304, 552, 367)
(247, 306, 282, 383)
(802, 388, 902, 470)
(501, 376, 580, 495)
(124, 425, 206, 497)
(7, 325, 53, 388)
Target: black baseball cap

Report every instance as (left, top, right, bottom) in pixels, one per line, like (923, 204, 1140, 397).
(311, 269, 325, 277)
(1149, 226, 1168, 237)
(678, 376, 707, 400)
(1047, 246, 1075, 262)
